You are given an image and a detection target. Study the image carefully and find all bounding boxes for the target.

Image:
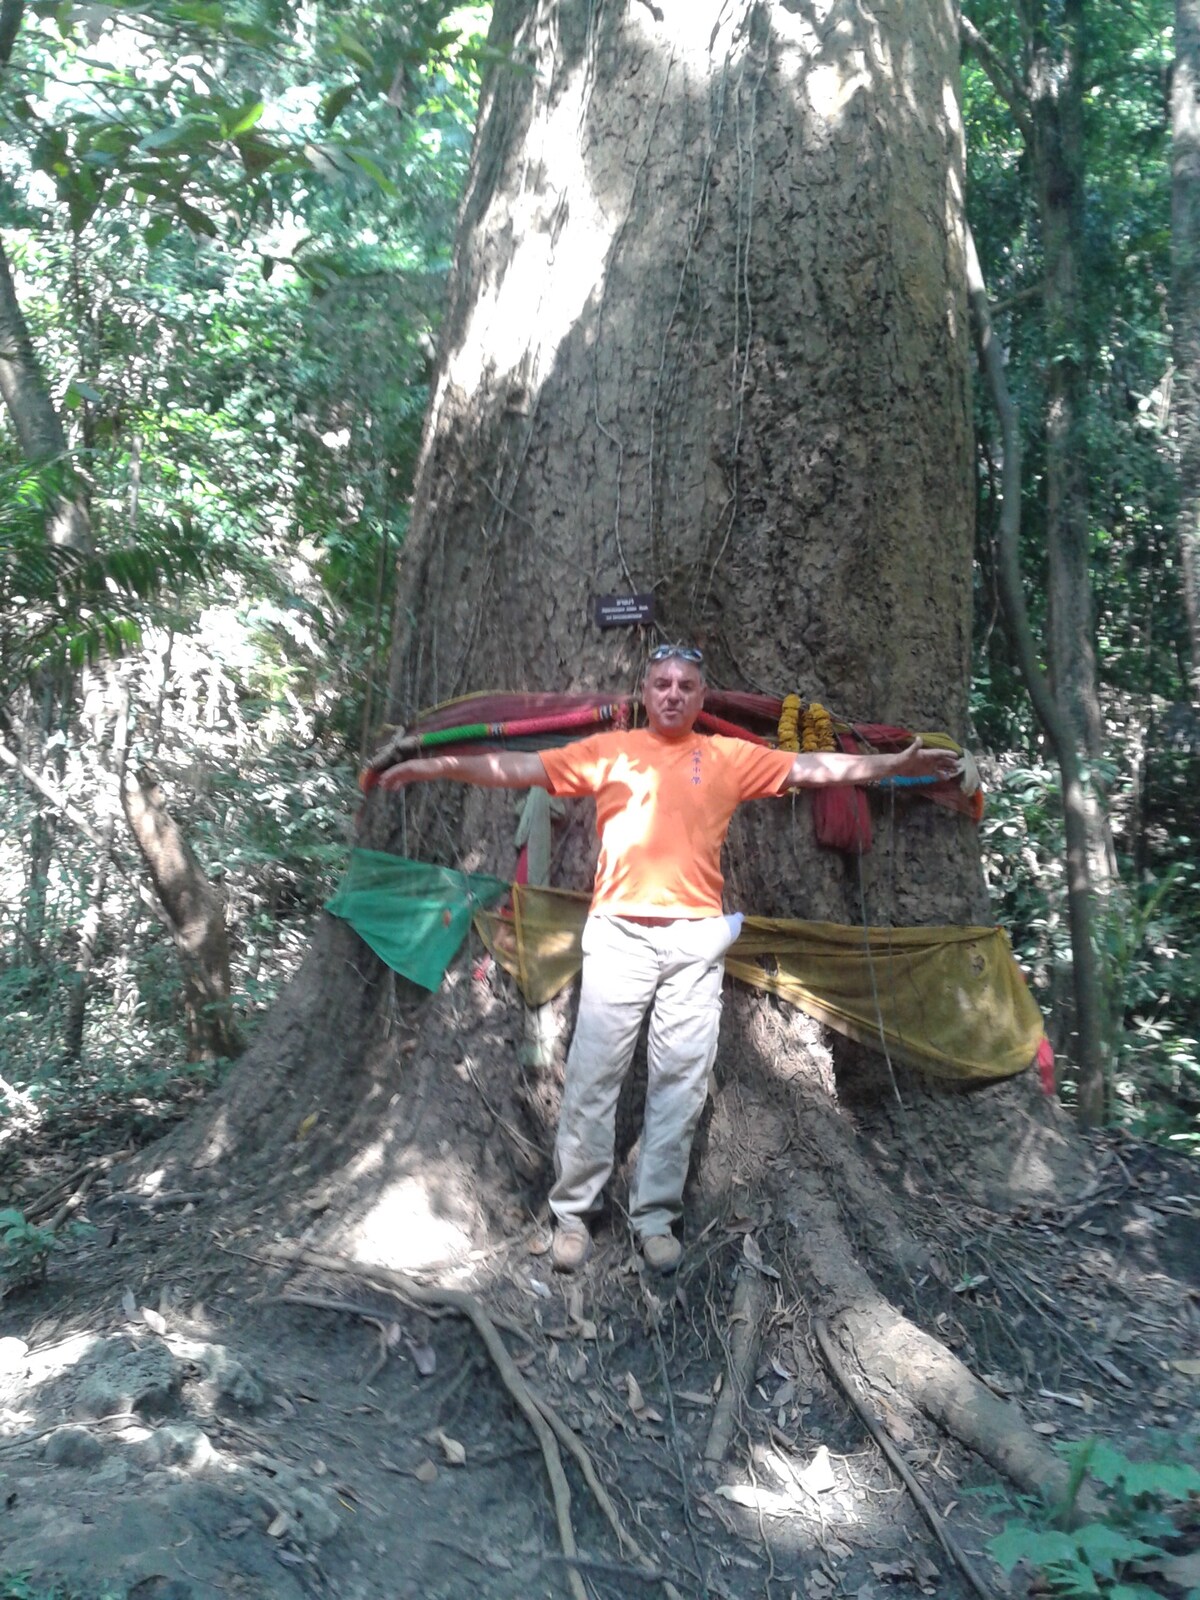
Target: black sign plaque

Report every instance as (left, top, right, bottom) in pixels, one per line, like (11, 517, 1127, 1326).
(594, 593, 655, 629)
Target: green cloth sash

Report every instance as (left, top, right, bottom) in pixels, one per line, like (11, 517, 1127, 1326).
(325, 849, 507, 991)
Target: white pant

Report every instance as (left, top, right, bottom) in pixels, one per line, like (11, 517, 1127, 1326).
(550, 913, 741, 1239)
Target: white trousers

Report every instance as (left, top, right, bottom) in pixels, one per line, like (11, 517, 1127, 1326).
(549, 913, 741, 1239)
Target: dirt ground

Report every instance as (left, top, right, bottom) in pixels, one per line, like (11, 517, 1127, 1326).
(1, 1096, 1198, 1600)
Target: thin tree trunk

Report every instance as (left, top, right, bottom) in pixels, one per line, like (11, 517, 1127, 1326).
(63, 821, 113, 1062)
(0, 238, 91, 551)
(1174, 0, 1200, 694)
(120, 768, 242, 1062)
(966, 225, 1108, 1123)
(1028, 0, 1117, 881)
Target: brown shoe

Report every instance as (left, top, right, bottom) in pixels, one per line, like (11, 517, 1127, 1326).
(551, 1223, 593, 1274)
(641, 1233, 682, 1275)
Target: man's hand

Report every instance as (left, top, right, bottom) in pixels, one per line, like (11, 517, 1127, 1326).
(377, 759, 429, 790)
(885, 739, 962, 784)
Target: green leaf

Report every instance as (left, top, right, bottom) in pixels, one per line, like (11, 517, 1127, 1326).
(226, 100, 264, 137)
(333, 31, 376, 70)
(988, 1524, 1079, 1574)
(1118, 1459, 1200, 1500)
(319, 82, 358, 128)
(137, 115, 221, 155)
(1071, 1520, 1162, 1581)
(345, 149, 398, 196)
(144, 215, 172, 247)
(234, 132, 283, 177)
(175, 199, 218, 238)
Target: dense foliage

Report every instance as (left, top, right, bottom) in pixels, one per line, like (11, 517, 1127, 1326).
(965, 0, 1199, 1141)
(0, 0, 486, 1130)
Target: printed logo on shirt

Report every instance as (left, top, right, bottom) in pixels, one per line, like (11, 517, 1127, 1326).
(691, 748, 703, 786)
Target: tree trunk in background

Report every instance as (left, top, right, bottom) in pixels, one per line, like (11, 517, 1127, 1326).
(120, 768, 241, 1062)
(1174, 0, 1200, 695)
(1027, 0, 1119, 1103)
(63, 821, 113, 1062)
(1030, 0, 1103, 762)
(0, 238, 92, 552)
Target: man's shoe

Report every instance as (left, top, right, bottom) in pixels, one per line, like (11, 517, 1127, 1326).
(551, 1223, 593, 1274)
(641, 1233, 682, 1275)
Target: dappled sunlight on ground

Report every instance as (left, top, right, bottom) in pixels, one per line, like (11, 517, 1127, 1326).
(350, 1174, 477, 1272)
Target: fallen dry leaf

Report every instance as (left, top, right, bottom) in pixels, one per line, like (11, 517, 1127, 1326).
(626, 1372, 646, 1414)
(879, 1403, 915, 1444)
(1169, 1358, 1200, 1376)
(743, 1234, 780, 1279)
(414, 1458, 438, 1484)
(565, 1350, 588, 1383)
(870, 1558, 914, 1581)
(431, 1429, 465, 1466)
(797, 1444, 837, 1495)
(406, 1338, 437, 1377)
(266, 1511, 290, 1538)
(141, 1307, 166, 1335)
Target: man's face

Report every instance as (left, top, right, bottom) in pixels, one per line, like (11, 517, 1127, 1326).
(642, 656, 706, 738)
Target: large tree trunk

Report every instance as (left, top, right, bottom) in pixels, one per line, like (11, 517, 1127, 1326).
(390, 0, 978, 879)
(168, 0, 1082, 1505)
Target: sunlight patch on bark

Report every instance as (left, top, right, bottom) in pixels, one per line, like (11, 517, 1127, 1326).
(442, 72, 613, 405)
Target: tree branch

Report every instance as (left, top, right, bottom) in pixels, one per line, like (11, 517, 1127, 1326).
(961, 15, 1033, 142)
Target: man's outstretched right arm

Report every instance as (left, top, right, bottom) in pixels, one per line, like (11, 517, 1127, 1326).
(377, 751, 551, 792)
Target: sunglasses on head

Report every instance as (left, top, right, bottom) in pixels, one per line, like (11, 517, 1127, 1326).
(649, 644, 704, 663)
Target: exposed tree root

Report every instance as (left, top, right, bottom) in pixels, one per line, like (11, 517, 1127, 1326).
(814, 1318, 998, 1600)
(704, 1266, 769, 1464)
(787, 1172, 1078, 1506)
(273, 1246, 675, 1599)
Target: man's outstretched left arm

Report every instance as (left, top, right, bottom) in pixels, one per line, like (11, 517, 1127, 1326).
(786, 739, 962, 791)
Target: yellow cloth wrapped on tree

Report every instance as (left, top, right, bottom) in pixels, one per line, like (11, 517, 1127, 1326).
(474, 884, 1043, 1084)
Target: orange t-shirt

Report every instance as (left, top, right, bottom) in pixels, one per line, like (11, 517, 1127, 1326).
(539, 729, 795, 917)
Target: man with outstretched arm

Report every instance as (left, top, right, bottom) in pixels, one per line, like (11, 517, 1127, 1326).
(379, 647, 961, 1276)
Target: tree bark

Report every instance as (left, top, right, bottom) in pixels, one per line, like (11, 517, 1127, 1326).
(1027, 0, 1121, 922)
(120, 767, 242, 1062)
(388, 0, 978, 873)
(965, 222, 1107, 1121)
(1174, 0, 1200, 695)
(0, 238, 91, 552)
(63, 821, 113, 1062)
(1029, 1, 1102, 758)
